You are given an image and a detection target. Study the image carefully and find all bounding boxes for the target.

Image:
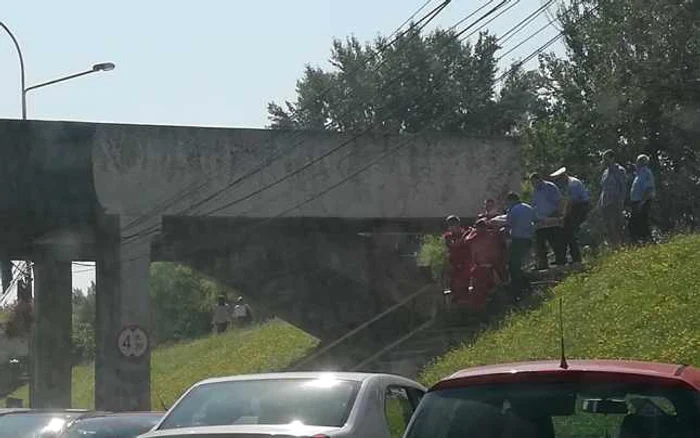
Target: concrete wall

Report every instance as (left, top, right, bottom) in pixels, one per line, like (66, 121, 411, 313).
(90, 123, 521, 220)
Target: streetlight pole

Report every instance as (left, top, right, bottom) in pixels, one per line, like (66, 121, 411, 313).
(1, 21, 115, 119)
(0, 20, 27, 119)
(22, 62, 116, 115)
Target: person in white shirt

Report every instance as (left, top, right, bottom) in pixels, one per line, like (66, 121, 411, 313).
(232, 296, 253, 327)
(212, 295, 231, 334)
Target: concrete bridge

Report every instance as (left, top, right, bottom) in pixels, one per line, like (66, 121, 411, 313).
(0, 119, 520, 411)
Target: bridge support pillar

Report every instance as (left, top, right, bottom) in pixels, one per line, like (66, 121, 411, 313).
(30, 255, 72, 408)
(95, 215, 155, 412)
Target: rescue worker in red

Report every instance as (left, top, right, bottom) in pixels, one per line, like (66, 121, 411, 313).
(443, 215, 472, 305)
(479, 198, 500, 220)
(465, 219, 507, 310)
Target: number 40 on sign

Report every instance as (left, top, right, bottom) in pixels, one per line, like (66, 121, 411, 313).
(117, 325, 149, 359)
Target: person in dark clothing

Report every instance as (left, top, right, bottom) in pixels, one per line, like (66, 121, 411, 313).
(530, 173, 566, 269)
(505, 192, 535, 297)
(212, 295, 231, 334)
(550, 167, 591, 264)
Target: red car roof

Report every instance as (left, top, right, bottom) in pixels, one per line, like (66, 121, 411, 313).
(433, 360, 700, 391)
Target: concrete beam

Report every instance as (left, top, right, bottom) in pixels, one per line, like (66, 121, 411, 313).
(30, 255, 72, 408)
(95, 215, 155, 411)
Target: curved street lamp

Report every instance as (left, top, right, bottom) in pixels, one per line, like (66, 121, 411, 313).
(1, 20, 115, 120)
(0, 20, 27, 119)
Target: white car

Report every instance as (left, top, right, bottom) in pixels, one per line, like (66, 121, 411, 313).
(139, 372, 426, 438)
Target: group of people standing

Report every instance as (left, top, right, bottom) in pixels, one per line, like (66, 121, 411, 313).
(444, 150, 657, 302)
(212, 295, 253, 333)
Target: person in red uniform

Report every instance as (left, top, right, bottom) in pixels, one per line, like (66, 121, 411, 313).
(465, 219, 507, 311)
(478, 198, 500, 220)
(443, 215, 472, 305)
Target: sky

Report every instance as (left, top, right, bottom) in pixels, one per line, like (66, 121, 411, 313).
(1, 0, 566, 292)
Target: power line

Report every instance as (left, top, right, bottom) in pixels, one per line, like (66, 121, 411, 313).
(495, 2, 599, 81)
(118, 1, 550, 266)
(121, 0, 502, 242)
(458, 0, 520, 42)
(448, 0, 496, 31)
(386, 0, 435, 42)
(499, 14, 558, 60)
(153, 0, 511, 224)
(498, 0, 557, 44)
(120, 0, 454, 238)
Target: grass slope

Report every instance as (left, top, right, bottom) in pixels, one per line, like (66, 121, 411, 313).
(7, 318, 318, 408)
(420, 234, 700, 386)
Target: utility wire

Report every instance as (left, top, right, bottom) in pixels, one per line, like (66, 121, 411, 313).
(498, 0, 557, 43)
(121, 0, 512, 242)
(120, 0, 454, 237)
(119, 1, 561, 266)
(495, 4, 599, 82)
(386, 0, 435, 42)
(499, 15, 558, 60)
(448, 0, 496, 31)
(458, 0, 520, 42)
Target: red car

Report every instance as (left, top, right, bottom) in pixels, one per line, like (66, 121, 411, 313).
(405, 360, 700, 438)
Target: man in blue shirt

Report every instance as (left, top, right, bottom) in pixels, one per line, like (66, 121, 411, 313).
(628, 154, 655, 243)
(551, 167, 591, 264)
(505, 192, 534, 297)
(530, 172, 566, 269)
(599, 149, 627, 248)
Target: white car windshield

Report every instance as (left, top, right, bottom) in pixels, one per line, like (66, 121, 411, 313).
(158, 378, 360, 430)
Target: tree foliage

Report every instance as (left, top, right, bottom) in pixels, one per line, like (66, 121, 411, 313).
(268, 28, 544, 136)
(70, 264, 236, 363)
(149, 262, 235, 344)
(523, 0, 700, 228)
(72, 283, 96, 362)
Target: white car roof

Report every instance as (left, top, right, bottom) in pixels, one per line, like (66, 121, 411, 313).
(194, 371, 424, 388)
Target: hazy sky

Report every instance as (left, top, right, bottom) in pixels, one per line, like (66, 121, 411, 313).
(1, 0, 566, 291)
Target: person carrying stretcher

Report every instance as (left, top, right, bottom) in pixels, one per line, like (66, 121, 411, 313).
(443, 215, 472, 306)
(465, 219, 507, 311)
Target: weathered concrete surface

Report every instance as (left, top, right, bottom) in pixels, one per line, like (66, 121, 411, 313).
(90, 124, 520, 220)
(30, 255, 72, 408)
(95, 215, 153, 412)
(0, 118, 521, 410)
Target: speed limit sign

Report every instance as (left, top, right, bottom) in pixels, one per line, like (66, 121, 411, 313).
(117, 325, 149, 359)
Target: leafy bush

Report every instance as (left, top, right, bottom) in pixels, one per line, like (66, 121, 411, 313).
(417, 235, 447, 281)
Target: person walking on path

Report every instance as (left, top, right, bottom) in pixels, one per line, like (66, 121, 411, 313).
(212, 295, 232, 334)
(629, 154, 656, 243)
(232, 296, 254, 327)
(599, 149, 627, 248)
(551, 167, 591, 265)
(505, 192, 535, 298)
(530, 172, 566, 269)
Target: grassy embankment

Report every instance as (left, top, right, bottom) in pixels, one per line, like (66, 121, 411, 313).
(7, 318, 318, 408)
(421, 234, 700, 385)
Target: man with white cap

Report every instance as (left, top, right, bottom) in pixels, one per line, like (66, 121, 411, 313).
(550, 166, 590, 264)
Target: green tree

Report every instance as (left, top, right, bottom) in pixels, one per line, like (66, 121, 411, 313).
(69, 265, 236, 361)
(524, 0, 700, 229)
(72, 283, 96, 362)
(268, 27, 542, 136)
(149, 262, 234, 344)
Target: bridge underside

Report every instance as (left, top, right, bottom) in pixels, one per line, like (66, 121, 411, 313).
(0, 118, 520, 412)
